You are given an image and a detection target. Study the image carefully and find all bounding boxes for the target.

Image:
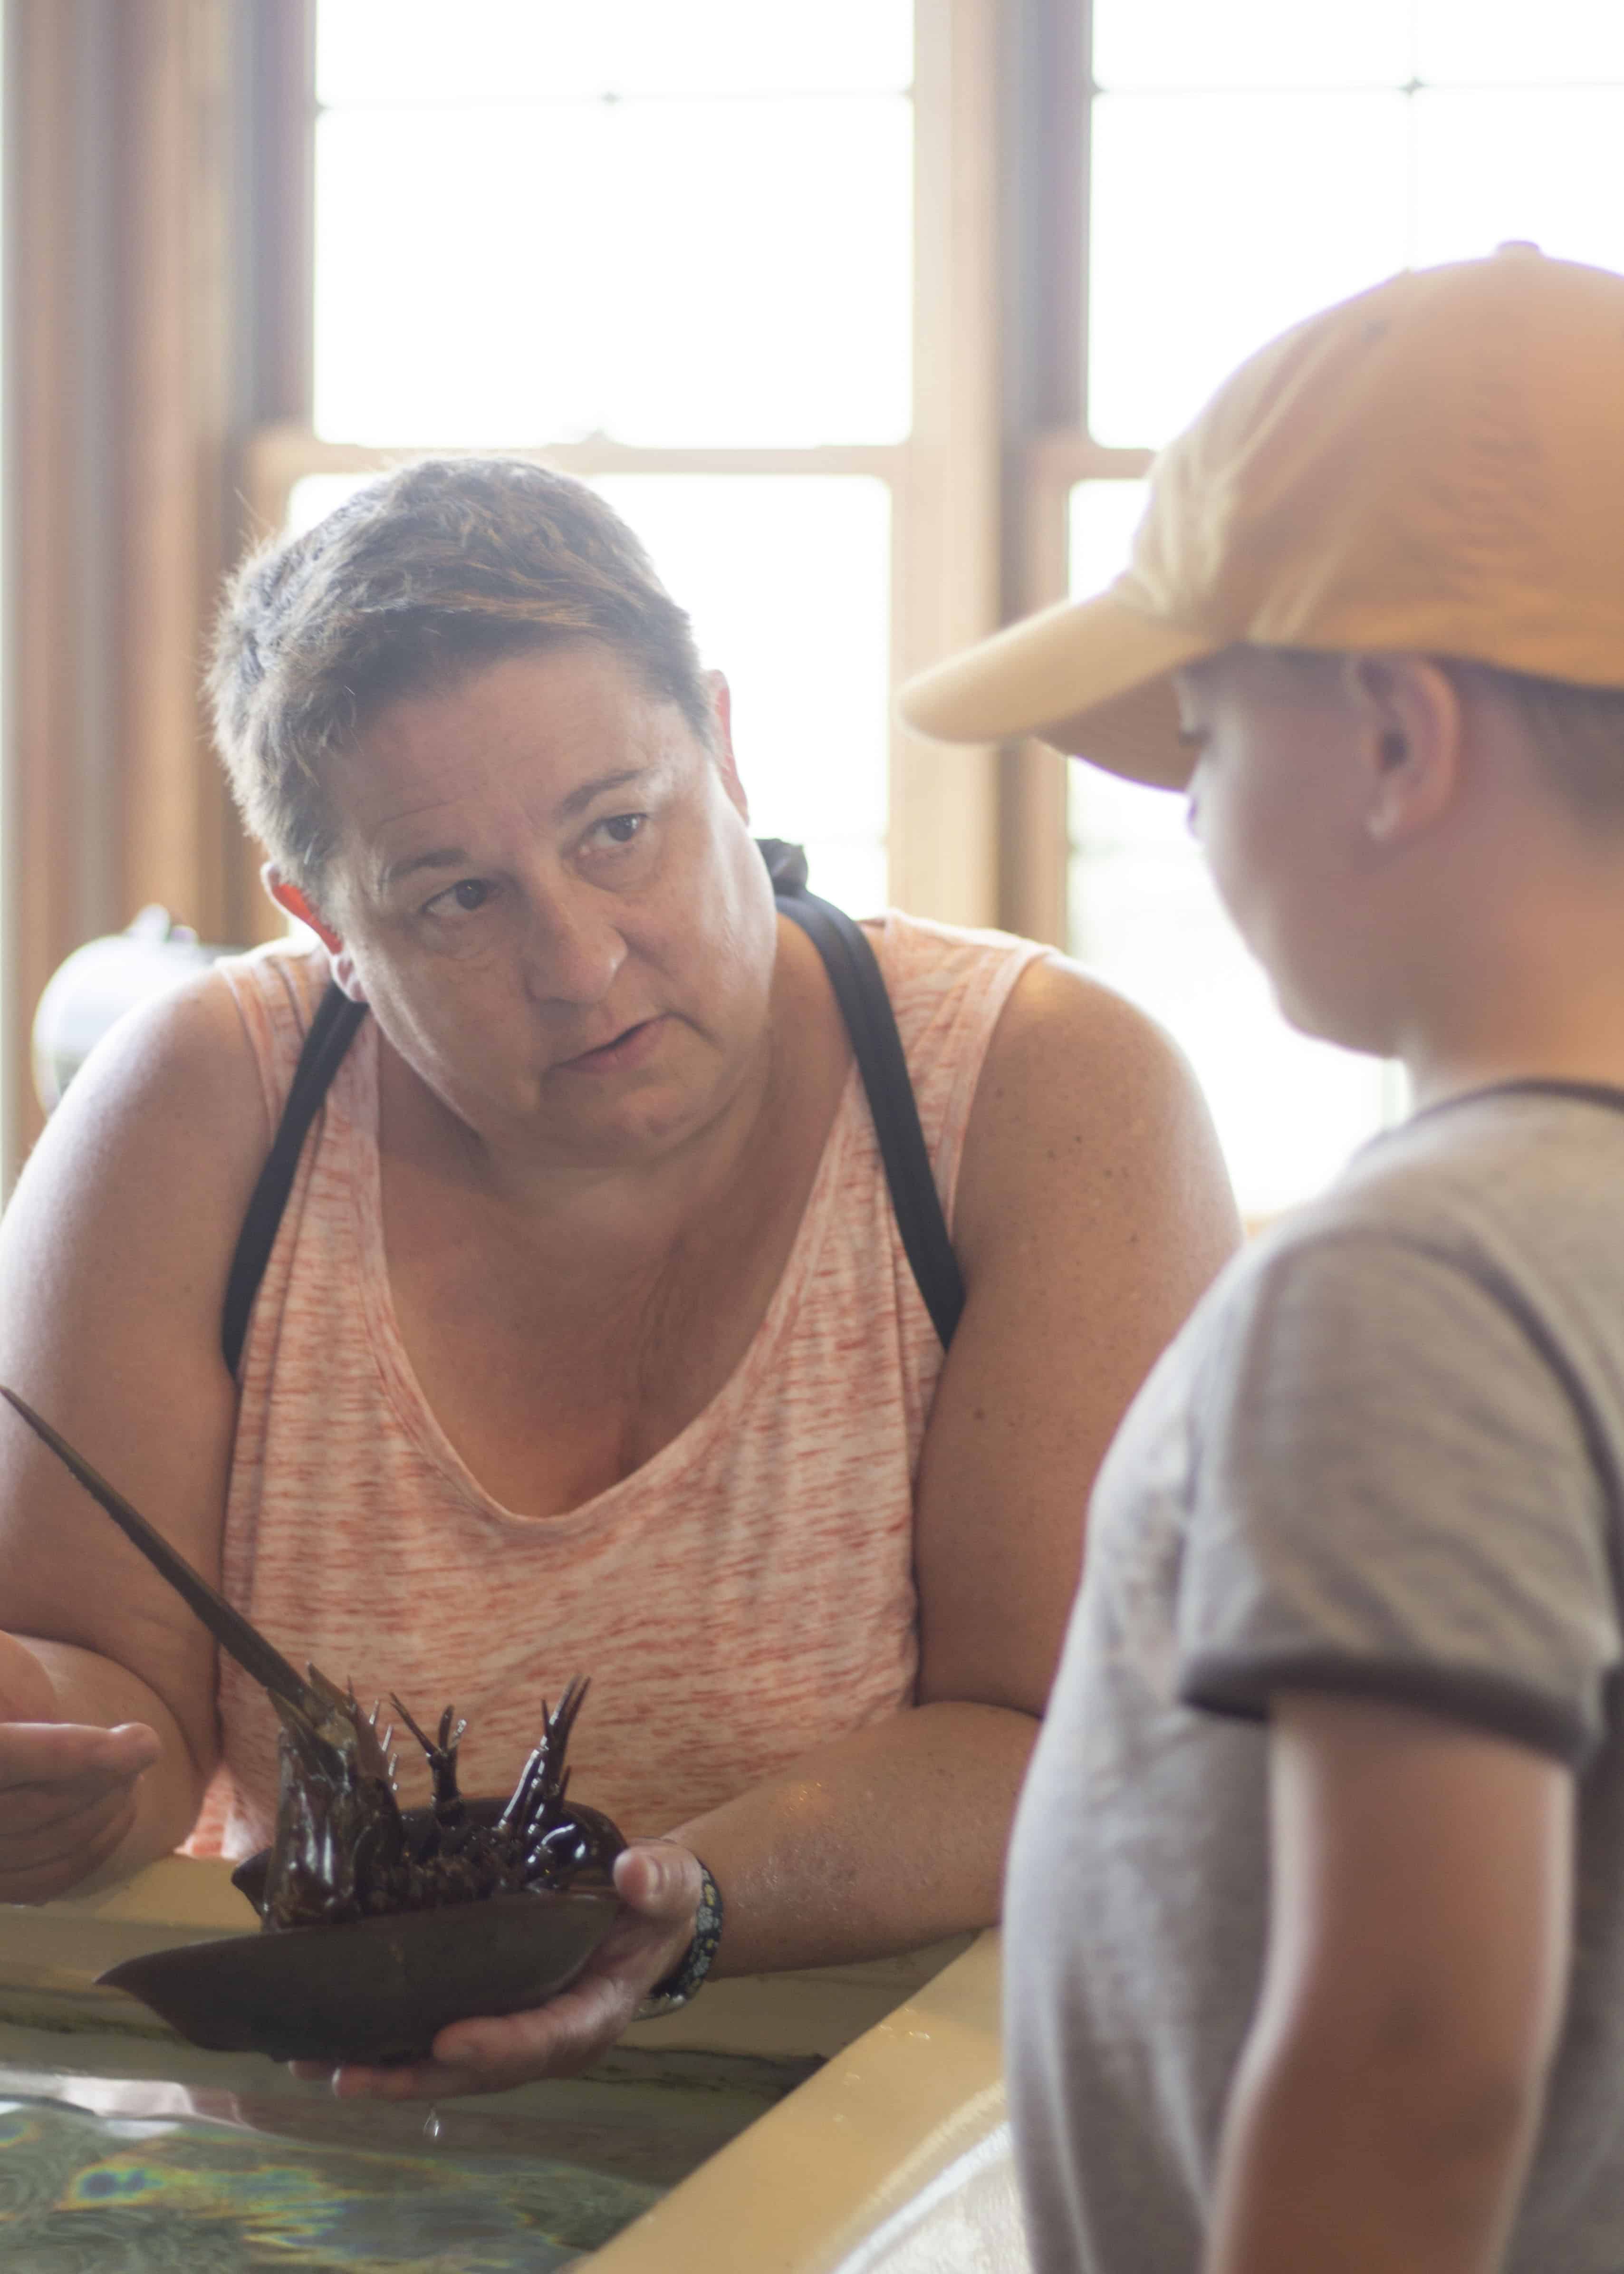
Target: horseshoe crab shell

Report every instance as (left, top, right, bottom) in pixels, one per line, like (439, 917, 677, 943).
(97, 1885, 621, 2064)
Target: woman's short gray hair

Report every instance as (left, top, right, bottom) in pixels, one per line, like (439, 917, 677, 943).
(209, 457, 714, 887)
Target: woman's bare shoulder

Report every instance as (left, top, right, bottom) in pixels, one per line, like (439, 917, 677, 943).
(0, 967, 275, 1359)
(956, 949, 1239, 1273)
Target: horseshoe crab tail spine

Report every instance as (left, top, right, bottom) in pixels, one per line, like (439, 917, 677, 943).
(0, 1384, 312, 1713)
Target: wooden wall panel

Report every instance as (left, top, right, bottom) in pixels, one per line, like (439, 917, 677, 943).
(2, 0, 279, 1174)
(113, 0, 234, 944)
(6, 0, 104, 1170)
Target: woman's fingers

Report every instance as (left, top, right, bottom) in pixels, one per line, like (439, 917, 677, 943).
(0, 1720, 160, 1790)
(609, 1838, 706, 1923)
(0, 1719, 160, 1898)
(331, 1974, 626, 2101)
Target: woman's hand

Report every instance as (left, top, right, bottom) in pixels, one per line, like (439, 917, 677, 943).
(304, 1840, 707, 2101)
(0, 1630, 162, 1903)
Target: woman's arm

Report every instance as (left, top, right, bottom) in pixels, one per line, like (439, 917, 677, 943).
(0, 972, 270, 1897)
(679, 954, 1242, 1970)
(329, 956, 1241, 2098)
(1204, 1694, 1571, 2274)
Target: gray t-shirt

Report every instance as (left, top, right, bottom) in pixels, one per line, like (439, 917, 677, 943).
(1006, 1087, 1624, 2274)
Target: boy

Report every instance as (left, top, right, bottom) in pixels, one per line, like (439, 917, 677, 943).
(900, 247, 1624, 2274)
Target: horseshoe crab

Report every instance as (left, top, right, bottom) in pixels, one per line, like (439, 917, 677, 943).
(0, 1386, 625, 2062)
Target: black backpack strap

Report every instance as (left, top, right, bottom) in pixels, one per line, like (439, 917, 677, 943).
(764, 847, 965, 1351)
(221, 983, 367, 1374)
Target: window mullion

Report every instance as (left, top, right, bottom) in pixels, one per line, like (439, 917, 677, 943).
(998, 0, 1091, 944)
(891, 0, 1003, 928)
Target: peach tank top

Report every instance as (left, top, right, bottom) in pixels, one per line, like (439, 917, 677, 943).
(195, 913, 1044, 1856)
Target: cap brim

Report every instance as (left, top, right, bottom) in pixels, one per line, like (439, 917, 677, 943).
(897, 590, 1217, 789)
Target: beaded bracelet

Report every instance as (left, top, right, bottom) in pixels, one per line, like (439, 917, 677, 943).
(634, 1862, 724, 2020)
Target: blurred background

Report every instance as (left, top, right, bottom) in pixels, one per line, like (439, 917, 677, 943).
(6, 0, 1623, 1212)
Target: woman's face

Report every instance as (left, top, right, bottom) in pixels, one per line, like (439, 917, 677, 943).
(305, 642, 779, 1169)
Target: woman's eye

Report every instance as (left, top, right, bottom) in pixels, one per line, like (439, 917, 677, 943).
(580, 809, 650, 858)
(425, 877, 492, 917)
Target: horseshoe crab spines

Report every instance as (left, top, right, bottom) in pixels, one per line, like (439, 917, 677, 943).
(0, 1393, 626, 1955)
(390, 1689, 468, 1823)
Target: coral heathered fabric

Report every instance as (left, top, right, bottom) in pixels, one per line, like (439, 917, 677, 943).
(191, 914, 1042, 1855)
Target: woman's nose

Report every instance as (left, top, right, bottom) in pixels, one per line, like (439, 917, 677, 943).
(519, 886, 627, 1007)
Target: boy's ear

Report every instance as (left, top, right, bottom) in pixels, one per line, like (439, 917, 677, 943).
(1342, 656, 1464, 847)
(261, 864, 368, 1004)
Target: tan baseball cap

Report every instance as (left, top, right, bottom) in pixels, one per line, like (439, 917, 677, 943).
(898, 246, 1624, 789)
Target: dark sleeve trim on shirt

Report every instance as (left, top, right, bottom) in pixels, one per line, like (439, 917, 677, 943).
(1179, 1650, 1592, 1769)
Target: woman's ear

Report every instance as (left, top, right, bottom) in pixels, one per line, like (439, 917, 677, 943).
(1342, 655, 1464, 847)
(705, 671, 750, 823)
(261, 864, 368, 1003)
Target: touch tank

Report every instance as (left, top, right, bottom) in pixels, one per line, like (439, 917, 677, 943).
(0, 1858, 1008, 2273)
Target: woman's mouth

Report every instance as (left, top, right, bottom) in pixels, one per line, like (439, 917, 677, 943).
(556, 1017, 666, 1074)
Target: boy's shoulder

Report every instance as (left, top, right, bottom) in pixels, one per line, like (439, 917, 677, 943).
(1259, 1081, 1624, 1289)
(1097, 1080, 1624, 1535)
(1156, 1084, 1624, 1776)
(1160, 1081, 1624, 1442)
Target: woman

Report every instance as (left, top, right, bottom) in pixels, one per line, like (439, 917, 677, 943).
(0, 460, 1238, 2098)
